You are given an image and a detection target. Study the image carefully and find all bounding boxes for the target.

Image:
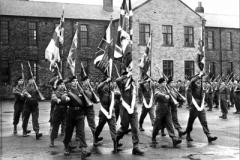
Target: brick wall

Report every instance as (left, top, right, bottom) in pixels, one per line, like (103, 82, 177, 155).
(0, 16, 109, 99)
(131, 0, 202, 80)
(205, 27, 240, 77)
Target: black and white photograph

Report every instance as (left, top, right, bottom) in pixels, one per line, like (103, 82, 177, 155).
(0, 0, 239, 159)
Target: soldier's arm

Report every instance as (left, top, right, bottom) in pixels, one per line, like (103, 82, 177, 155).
(51, 92, 60, 103)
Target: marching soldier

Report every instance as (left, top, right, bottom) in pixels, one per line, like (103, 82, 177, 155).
(63, 76, 91, 158)
(115, 69, 144, 155)
(182, 72, 217, 143)
(166, 77, 184, 137)
(81, 75, 103, 143)
(22, 77, 42, 139)
(229, 80, 235, 108)
(49, 79, 69, 147)
(152, 78, 182, 147)
(12, 76, 30, 134)
(138, 75, 155, 132)
(213, 81, 220, 109)
(176, 80, 185, 108)
(94, 77, 118, 153)
(233, 80, 240, 114)
(114, 82, 121, 122)
(219, 80, 229, 119)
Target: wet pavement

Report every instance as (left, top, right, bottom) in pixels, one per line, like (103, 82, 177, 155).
(0, 100, 239, 160)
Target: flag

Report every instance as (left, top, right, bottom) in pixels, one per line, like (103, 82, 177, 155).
(196, 38, 205, 71)
(94, 21, 114, 77)
(139, 35, 151, 78)
(114, 0, 133, 73)
(45, 7, 64, 70)
(67, 28, 78, 75)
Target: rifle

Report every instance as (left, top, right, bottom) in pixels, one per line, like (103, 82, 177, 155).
(114, 63, 120, 78)
(21, 63, 26, 88)
(81, 62, 100, 103)
(27, 61, 45, 101)
(76, 81, 93, 106)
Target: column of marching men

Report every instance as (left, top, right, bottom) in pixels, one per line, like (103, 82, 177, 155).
(12, 65, 240, 158)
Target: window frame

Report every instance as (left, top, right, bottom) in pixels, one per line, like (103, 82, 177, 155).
(163, 60, 173, 77)
(184, 26, 194, 47)
(79, 24, 89, 47)
(162, 25, 173, 46)
(139, 23, 150, 45)
(184, 61, 195, 78)
(207, 31, 214, 50)
(0, 20, 9, 44)
(1, 59, 10, 84)
(226, 32, 232, 51)
(28, 22, 37, 46)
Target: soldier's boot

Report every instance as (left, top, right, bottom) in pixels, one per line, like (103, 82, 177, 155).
(139, 124, 145, 132)
(113, 139, 118, 154)
(13, 125, 17, 134)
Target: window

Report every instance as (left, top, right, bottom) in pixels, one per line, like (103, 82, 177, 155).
(184, 27, 194, 46)
(226, 32, 232, 50)
(209, 62, 215, 78)
(0, 21, 9, 44)
(81, 60, 88, 78)
(80, 25, 88, 46)
(29, 22, 37, 45)
(227, 62, 233, 75)
(163, 60, 173, 77)
(207, 31, 214, 49)
(185, 61, 194, 78)
(162, 25, 172, 45)
(139, 24, 150, 45)
(1, 59, 10, 84)
(29, 61, 37, 80)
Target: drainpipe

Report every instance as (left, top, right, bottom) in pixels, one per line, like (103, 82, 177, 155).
(219, 28, 222, 76)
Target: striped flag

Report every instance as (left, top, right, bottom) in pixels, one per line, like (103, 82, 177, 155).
(196, 26, 205, 71)
(114, 0, 133, 74)
(139, 35, 151, 78)
(67, 28, 78, 75)
(45, 7, 64, 70)
(94, 21, 114, 77)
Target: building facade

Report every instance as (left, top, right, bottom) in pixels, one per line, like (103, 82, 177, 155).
(0, 0, 205, 99)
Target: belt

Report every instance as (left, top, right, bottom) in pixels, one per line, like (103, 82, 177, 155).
(69, 107, 81, 110)
(56, 105, 66, 109)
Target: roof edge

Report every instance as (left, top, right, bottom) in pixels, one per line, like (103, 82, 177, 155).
(178, 0, 202, 18)
(133, 0, 151, 11)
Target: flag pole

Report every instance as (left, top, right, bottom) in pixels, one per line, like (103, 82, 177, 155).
(150, 31, 153, 77)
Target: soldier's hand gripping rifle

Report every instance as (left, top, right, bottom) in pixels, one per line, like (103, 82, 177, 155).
(76, 81, 93, 106)
(27, 61, 45, 100)
(81, 62, 100, 103)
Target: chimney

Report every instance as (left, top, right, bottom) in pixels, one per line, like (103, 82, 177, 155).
(103, 0, 113, 12)
(195, 2, 204, 13)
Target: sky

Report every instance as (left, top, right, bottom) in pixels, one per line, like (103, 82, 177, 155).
(31, 0, 239, 15)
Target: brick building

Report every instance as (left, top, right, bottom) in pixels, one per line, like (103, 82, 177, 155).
(0, 0, 204, 99)
(195, 3, 240, 78)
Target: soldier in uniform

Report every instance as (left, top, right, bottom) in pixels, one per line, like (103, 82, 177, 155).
(233, 80, 240, 114)
(22, 77, 42, 139)
(152, 78, 182, 147)
(49, 79, 69, 147)
(182, 72, 217, 143)
(219, 80, 229, 119)
(176, 80, 185, 108)
(138, 75, 155, 132)
(213, 81, 220, 109)
(81, 75, 103, 143)
(115, 70, 144, 155)
(12, 76, 30, 134)
(166, 77, 184, 137)
(63, 76, 91, 158)
(94, 77, 118, 153)
(206, 81, 214, 111)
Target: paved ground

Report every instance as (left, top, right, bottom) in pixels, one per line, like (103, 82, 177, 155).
(0, 100, 239, 160)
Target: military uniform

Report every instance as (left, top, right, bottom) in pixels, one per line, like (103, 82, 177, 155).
(63, 79, 90, 157)
(49, 80, 68, 147)
(206, 82, 214, 111)
(152, 78, 182, 146)
(138, 78, 155, 131)
(22, 80, 42, 139)
(183, 74, 217, 143)
(94, 79, 117, 153)
(115, 74, 144, 155)
(219, 82, 229, 119)
(234, 82, 240, 113)
(12, 82, 28, 133)
(213, 82, 220, 108)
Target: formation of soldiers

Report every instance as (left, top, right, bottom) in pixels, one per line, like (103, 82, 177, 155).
(12, 64, 240, 159)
